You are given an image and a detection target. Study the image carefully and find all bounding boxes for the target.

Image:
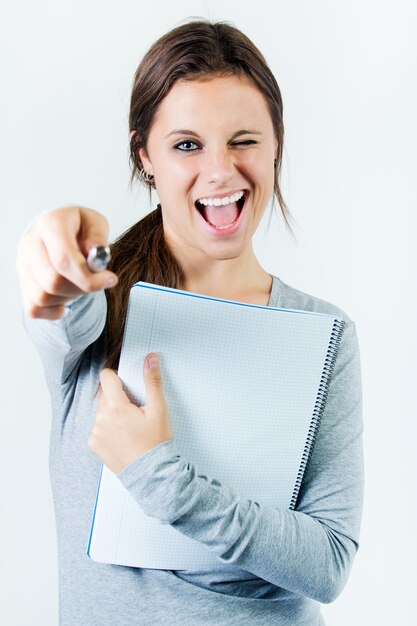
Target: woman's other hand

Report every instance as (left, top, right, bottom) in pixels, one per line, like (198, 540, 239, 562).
(88, 353, 174, 474)
(16, 205, 118, 319)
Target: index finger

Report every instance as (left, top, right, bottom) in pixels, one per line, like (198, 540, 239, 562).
(99, 369, 131, 405)
(39, 208, 118, 293)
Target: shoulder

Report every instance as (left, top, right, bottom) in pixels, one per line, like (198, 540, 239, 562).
(269, 274, 354, 325)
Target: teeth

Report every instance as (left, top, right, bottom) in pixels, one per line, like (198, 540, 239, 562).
(208, 218, 239, 229)
(197, 190, 244, 206)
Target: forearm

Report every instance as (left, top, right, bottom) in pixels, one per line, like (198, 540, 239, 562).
(22, 290, 107, 386)
(117, 439, 358, 604)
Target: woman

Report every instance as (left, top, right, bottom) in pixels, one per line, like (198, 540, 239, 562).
(17, 19, 363, 626)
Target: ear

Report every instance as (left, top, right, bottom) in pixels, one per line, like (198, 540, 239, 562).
(139, 147, 154, 177)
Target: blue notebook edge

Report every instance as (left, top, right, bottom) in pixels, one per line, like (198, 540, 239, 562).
(133, 281, 341, 319)
(87, 463, 104, 559)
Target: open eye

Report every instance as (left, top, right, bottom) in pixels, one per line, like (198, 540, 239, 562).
(174, 141, 200, 151)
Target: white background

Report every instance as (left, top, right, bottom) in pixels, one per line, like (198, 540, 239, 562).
(1, 1, 416, 624)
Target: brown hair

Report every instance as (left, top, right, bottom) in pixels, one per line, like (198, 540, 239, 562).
(104, 18, 293, 370)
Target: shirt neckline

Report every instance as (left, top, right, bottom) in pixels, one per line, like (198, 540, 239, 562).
(267, 274, 280, 308)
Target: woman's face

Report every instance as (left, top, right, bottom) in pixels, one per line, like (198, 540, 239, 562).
(139, 74, 278, 265)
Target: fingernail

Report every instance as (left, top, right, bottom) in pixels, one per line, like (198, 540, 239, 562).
(147, 354, 159, 369)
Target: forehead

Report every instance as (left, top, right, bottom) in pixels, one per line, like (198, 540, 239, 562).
(152, 75, 274, 133)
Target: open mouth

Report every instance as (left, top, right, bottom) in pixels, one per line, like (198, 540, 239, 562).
(195, 191, 247, 229)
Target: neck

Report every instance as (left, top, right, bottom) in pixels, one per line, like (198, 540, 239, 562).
(172, 242, 272, 304)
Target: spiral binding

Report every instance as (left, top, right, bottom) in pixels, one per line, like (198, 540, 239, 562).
(289, 318, 346, 510)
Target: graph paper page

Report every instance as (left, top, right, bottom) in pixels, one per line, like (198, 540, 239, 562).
(88, 282, 341, 568)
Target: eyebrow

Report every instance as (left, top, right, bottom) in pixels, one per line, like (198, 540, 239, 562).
(165, 129, 263, 139)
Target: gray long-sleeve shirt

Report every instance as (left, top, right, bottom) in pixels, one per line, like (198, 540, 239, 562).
(23, 274, 364, 625)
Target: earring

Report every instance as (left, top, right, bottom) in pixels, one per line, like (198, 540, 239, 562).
(274, 158, 277, 169)
(139, 168, 155, 184)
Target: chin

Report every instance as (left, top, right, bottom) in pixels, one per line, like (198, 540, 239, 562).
(204, 242, 247, 261)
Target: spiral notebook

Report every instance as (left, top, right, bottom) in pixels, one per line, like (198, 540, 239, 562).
(87, 281, 345, 569)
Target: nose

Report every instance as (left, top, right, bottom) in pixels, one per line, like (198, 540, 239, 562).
(203, 147, 235, 186)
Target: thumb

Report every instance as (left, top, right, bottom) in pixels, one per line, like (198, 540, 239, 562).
(77, 207, 111, 257)
(143, 353, 166, 412)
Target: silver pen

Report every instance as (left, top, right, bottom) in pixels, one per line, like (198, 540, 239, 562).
(86, 245, 111, 272)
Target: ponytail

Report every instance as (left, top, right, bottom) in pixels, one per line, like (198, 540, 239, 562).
(103, 205, 183, 371)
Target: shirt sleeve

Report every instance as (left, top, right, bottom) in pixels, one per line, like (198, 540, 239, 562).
(116, 320, 364, 604)
(22, 290, 107, 388)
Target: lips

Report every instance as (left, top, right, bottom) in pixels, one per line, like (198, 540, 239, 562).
(194, 190, 248, 237)
(195, 192, 246, 227)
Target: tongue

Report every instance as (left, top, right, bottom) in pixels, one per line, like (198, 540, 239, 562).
(203, 201, 239, 227)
